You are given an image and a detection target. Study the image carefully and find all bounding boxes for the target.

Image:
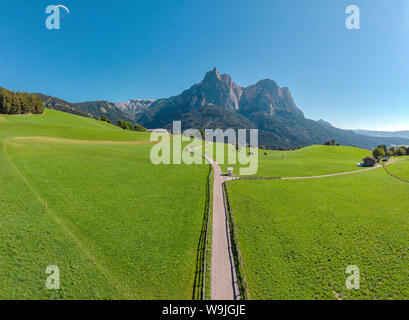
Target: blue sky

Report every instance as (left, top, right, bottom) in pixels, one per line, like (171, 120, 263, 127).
(1, 0, 408, 130)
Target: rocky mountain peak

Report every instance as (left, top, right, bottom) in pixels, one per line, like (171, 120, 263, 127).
(203, 67, 232, 85)
(238, 77, 303, 117)
(196, 67, 243, 111)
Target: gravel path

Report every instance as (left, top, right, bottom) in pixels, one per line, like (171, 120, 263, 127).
(189, 144, 240, 300)
(226, 162, 396, 182)
(206, 155, 240, 300)
(282, 163, 386, 180)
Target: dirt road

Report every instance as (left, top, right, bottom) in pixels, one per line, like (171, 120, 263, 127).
(204, 155, 240, 300)
(189, 144, 240, 300)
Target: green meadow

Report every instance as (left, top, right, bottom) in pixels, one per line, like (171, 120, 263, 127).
(204, 142, 370, 177)
(227, 164, 409, 300)
(387, 158, 409, 180)
(0, 109, 209, 299)
(1, 109, 408, 300)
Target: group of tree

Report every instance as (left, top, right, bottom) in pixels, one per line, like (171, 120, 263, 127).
(117, 119, 146, 132)
(388, 146, 409, 156)
(372, 144, 409, 160)
(324, 140, 340, 146)
(100, 115, 112, 124)
(0, 87, 44, 114)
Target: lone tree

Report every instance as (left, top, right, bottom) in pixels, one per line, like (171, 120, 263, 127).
(324, 140, 339, 146)
(101, 115, 108, 122)
(377, 144, 387, 155)
(372, 147, 386, 160)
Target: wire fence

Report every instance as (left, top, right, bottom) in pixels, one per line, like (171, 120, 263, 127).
(192, 151, 213, 300)
(222, 181, 249, 300)
(231, 176, 281, 180)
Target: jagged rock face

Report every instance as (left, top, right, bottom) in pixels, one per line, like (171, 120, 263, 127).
(239, 79, 304, 117)
(115, 99, 155, 115)
(122, 67, 304, 118)
(194, 68, 304, 117)
(163, 68, 303, 117)
(198, 67, 243, 112)
(161, 67, 243, 112)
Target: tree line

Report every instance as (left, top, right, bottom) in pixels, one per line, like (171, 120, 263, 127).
(100, 116, 146, 132)
(373, 144, 409, 160)
(117, 119, 147, 132)
(0, 87, 44, 114)
(324, 140, 340, 146)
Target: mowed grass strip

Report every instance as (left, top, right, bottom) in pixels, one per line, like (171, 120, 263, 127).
(227, 168, 409, 300)
(0, 109, 209, 299)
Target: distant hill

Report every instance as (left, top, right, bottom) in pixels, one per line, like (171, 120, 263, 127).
(140, 101, 256, 133)
(354, 129, 409, 140)
(35, 94, 133, 125)
(36, 93, 91, 118)
(115, 99, 155, 118)
(73, 101, 133, 125)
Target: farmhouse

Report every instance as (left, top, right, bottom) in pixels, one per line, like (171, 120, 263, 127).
(363, 157, 377, 167)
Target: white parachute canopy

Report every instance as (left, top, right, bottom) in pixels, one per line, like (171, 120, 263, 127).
(55, 5, 70, 14)
(55, 5, 70, 21)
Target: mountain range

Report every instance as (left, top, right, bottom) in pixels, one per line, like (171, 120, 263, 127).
(36, 94, 134, 125)
(35, 68, 409, 150)
(354, 129, 409, 140)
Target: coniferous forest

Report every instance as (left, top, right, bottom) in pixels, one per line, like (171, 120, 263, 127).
(0, 87, 44, 114)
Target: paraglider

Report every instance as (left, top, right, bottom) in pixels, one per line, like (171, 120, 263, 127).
(45, 4, 70, 29)
(55, 5, 70, 21)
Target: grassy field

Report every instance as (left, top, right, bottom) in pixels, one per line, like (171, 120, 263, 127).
(387, 158, 409, 180)
(203, 143, 371, 177)
(0, 109, 209, 299)
(227, 166, 409, 300)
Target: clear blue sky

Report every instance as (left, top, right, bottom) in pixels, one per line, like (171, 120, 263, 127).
(1, 0, 408, 130)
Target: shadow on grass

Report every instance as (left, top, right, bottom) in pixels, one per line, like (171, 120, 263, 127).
(192, 164, 212, 300)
